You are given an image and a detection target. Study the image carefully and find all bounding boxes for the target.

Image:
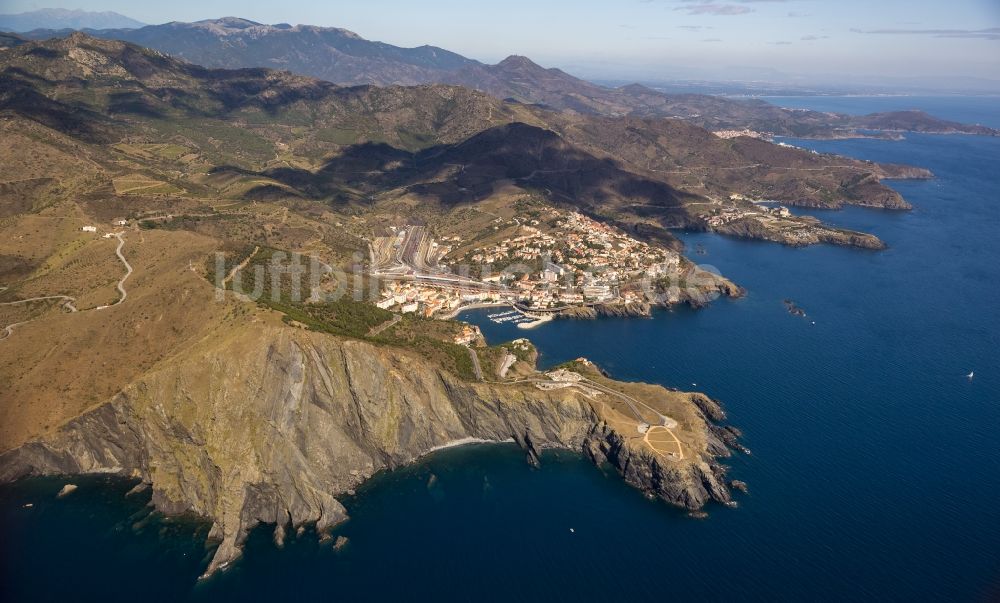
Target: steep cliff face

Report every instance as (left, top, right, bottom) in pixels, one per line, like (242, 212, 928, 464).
(0, 324, 736, 576)
(558, 303, 653, 319)
(714, 217, 886, 250)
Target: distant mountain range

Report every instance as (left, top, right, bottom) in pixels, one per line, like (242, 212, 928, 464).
(0, 33, 922, 232)
(64, 17, 479, 86)
(0, 8, 144, 32)
(7, 17, 997, 138)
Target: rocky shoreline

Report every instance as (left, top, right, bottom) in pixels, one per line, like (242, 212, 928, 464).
(0, 324, 743, 579)
(713, 218, 887, 249)
(553, 272, 745, 321)
(557, 302, 653, 320)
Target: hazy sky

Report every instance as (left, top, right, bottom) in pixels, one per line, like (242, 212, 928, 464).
(5, 0, 1000, 83)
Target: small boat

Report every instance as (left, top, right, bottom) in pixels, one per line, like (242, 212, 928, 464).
(967, 371, 975, 380)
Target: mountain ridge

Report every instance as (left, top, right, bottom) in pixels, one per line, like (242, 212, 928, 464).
(27, 16, 481, 86)
(12, 18, 997, 138)
(0, 8, 145, 32)
(0, 32, 926, 245)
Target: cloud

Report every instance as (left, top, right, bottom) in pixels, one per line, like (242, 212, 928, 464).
(670, 0, 801, 15)
(769, 40, 793, 45)
(678, 25, 713, 31)
(665, 0, 806, 16)
(675, 4, 753, 15)
(702, 38, 723, 42)
(800, 35, 829, 41)
(787, 11, 810, 17)
(852, 27, 1000, 40)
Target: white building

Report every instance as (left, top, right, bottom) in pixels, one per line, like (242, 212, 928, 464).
(81, 226, 97, 232)
(583, 285, 613, 301)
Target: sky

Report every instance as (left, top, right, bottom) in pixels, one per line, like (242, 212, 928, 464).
(3, 0, 999, 86)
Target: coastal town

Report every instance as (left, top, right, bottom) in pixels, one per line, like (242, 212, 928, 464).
(369, 209, 687, 323)
(712, 128, 768, 140)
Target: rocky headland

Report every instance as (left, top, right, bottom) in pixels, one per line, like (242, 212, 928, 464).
(0, 322, 741, 578)
(713, 217, 887, 249)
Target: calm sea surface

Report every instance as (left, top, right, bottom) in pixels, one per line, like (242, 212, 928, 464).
(2, 97, 998, 602)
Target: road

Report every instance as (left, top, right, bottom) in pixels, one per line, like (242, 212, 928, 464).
(0, 232, 132, 341)
(367, 314, 401, 337)
(494, 373, 684, 461)
(648, 163, 867, 175)
(513, 301, 596, 315)
(0, 296, 78, 340)
(467, 346, 483, 381)
(575, 376, 683, 460)
(222, 246, 260, 286)
(373, 270, 503, 293)
(0, 320, 30, 340)
(111, 232, 133, 305)
(0, 295, 77, 308)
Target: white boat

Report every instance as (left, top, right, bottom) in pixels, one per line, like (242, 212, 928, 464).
(967, 371, 975, 380)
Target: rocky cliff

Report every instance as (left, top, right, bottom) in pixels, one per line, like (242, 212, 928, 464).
(714, 217, 887, 250)
(0, 323, 738, 577)
(558, 303, 653, 320)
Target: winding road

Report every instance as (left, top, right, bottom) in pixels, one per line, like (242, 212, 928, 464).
(576, 376, 684, 460)
(0, 231, 133, 341)
(0, 320, 28, 340)
(0, 295, 78, 340)
(0, 295, 77, 308)
(111, 232, 133, 306)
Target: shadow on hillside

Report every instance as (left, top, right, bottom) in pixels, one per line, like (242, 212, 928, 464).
(108, 91, 166, 118)
(0, 74, 117, 142)
(226, 123, 698, 222)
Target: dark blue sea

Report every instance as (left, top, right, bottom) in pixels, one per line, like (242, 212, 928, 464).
(2, 97, 999, 602)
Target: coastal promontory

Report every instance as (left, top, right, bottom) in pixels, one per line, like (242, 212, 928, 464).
(0, 315, 740, 577)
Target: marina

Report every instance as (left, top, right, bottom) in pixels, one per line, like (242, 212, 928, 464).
(486, 308, 533, 325)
